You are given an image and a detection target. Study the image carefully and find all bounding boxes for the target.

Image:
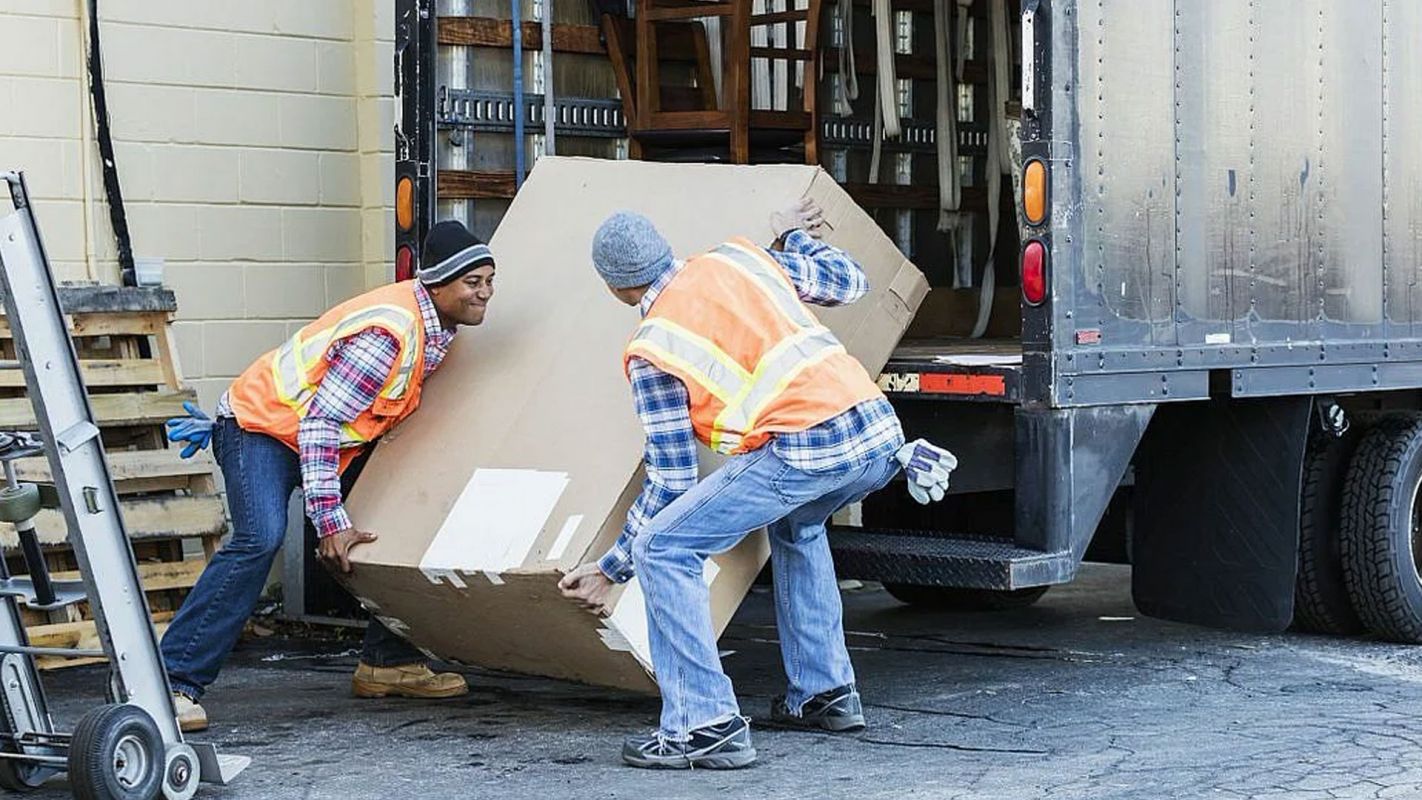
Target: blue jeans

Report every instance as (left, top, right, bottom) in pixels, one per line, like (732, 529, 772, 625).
(634, 446, 900, 738)
(162, 417, 423, 699)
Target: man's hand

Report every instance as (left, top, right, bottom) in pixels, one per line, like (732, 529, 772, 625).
(895, 439, 958, 505)
(317, 528, 378, 574)
(558, 562, 615, 615)
(770, 198, 827, 241)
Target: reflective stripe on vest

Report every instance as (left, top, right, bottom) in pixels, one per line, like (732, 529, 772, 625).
(268, 303, 419, 440)
(627, 247, 851, 454)
(701, 240, 818, 329)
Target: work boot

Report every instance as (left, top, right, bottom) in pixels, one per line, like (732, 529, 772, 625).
(173, 692, 208, 733)
(621, 716, 757, 770)
(768, 683, 866, 732)
(350, 661, 469, 699)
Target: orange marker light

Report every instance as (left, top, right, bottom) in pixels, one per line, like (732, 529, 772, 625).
(1023, 159, 1047, 226)
(396, 177, 414, 232)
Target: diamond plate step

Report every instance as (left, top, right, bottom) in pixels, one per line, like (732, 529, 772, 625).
(828, 528, 1076, 591)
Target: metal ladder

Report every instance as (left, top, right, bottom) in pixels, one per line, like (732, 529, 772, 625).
(0, 171, 248, 799)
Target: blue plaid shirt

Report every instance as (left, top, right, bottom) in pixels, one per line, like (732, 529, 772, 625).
(598, 230, 904, 583)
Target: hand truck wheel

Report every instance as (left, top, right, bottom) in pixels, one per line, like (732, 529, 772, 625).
(67, 704, 163, 800)
(0, 484, 40, 525)
(159, 744, 197, 800)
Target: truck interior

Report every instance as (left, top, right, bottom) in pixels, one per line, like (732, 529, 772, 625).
(423, 1, 1030, 400)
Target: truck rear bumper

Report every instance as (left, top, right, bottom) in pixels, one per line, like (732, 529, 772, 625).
(880, 339, 1023, 405)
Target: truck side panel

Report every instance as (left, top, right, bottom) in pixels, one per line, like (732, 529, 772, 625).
(1049, 1, 1422, 407)
(1251, 0, 1324, 330)
(1075, 0, 1176, 347)
(1385, 1, 1422, 338)
(1173, 2, 1250, 340)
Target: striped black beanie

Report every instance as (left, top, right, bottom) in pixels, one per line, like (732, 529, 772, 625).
(419, 220, 495, 286)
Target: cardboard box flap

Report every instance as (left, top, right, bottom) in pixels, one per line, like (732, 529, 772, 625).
(889, 258, 931, 310)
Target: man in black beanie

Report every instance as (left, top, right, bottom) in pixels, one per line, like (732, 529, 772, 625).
(161, 220, 495, 731)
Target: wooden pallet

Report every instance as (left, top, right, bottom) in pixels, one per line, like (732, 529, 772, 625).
(0, 285, 227, 668)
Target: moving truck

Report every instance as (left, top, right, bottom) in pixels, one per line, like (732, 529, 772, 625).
(394, 0, 1422, 642)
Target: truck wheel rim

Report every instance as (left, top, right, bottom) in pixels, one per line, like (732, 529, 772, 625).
(1412, 481, 1422, 588)
(113, 734, 149, 789)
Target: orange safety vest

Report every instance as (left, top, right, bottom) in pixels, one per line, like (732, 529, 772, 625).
(624, 237, 884, 455)
(228, 281, 429, 472)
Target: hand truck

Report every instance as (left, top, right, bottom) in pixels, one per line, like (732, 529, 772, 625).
(0, 171, 248, 799)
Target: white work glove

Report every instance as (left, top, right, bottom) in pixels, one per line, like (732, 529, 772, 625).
(770, 198, 826, 241)
(895, 439, 958, 505)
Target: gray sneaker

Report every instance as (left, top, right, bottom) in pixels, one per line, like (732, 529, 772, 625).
(768, 684, 866, 732)
(621, 715, 757, 770)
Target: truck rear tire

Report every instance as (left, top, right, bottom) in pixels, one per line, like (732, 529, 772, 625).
(883, 584, 1049, 611)
(0, 760, 45, 792)
(1340, 413, 1422, 644)
(1294, 426, 1366, 635)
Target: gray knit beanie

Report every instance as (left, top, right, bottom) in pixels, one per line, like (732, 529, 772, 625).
(591, 211, 674, 289)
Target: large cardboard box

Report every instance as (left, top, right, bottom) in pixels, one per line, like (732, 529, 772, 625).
(344, 157, 927, 692)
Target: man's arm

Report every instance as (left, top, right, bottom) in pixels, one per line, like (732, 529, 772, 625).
(597, 358, 699, 583)
(770, 228, 870, 307)
(298, 329, 402, 538)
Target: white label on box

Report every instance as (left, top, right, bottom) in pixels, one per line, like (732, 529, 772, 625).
(1206, 332, 1232, 345)
(598, 627, 633, 652)
(419, 567, 466, 589)
(703, 559, 721, 587)
(375, 615, 410, 633)
(421, 468, 570, 574)
(599, 563, 721, 675)
(546, 514, 584, 562)
(605, 577, 654, 672)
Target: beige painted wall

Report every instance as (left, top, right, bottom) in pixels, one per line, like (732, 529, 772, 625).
(0, 0, 395, 409)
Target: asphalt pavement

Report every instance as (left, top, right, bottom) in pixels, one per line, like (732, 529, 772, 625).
(22, 563, 1422, 800)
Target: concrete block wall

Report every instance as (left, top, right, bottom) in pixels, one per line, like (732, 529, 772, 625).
(0, 0, 395, 409)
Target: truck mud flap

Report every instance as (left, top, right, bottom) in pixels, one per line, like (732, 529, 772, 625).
(1132, 397, 1311, 632)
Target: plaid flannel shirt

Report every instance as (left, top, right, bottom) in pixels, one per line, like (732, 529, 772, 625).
(598, 230, 904, 583)
(217, 283, 456, 537)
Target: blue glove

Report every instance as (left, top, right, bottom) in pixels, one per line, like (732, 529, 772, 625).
(165, 401, 213, 459)
(895, 439, 957, 505)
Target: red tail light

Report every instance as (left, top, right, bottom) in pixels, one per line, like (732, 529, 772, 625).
(1022, 240, 1047, 306)
(396, 245, 415, 282)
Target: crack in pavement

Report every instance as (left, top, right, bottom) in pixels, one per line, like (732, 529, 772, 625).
(864, 701, 1029, 727)
(854, 735, 1049, 755)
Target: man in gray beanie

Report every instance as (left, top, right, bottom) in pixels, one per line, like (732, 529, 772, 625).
(561, 200, 956, 769)
(587, 210, 678, 291)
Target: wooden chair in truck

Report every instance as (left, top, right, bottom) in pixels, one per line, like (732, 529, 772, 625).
(603, 0, 823, 164)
